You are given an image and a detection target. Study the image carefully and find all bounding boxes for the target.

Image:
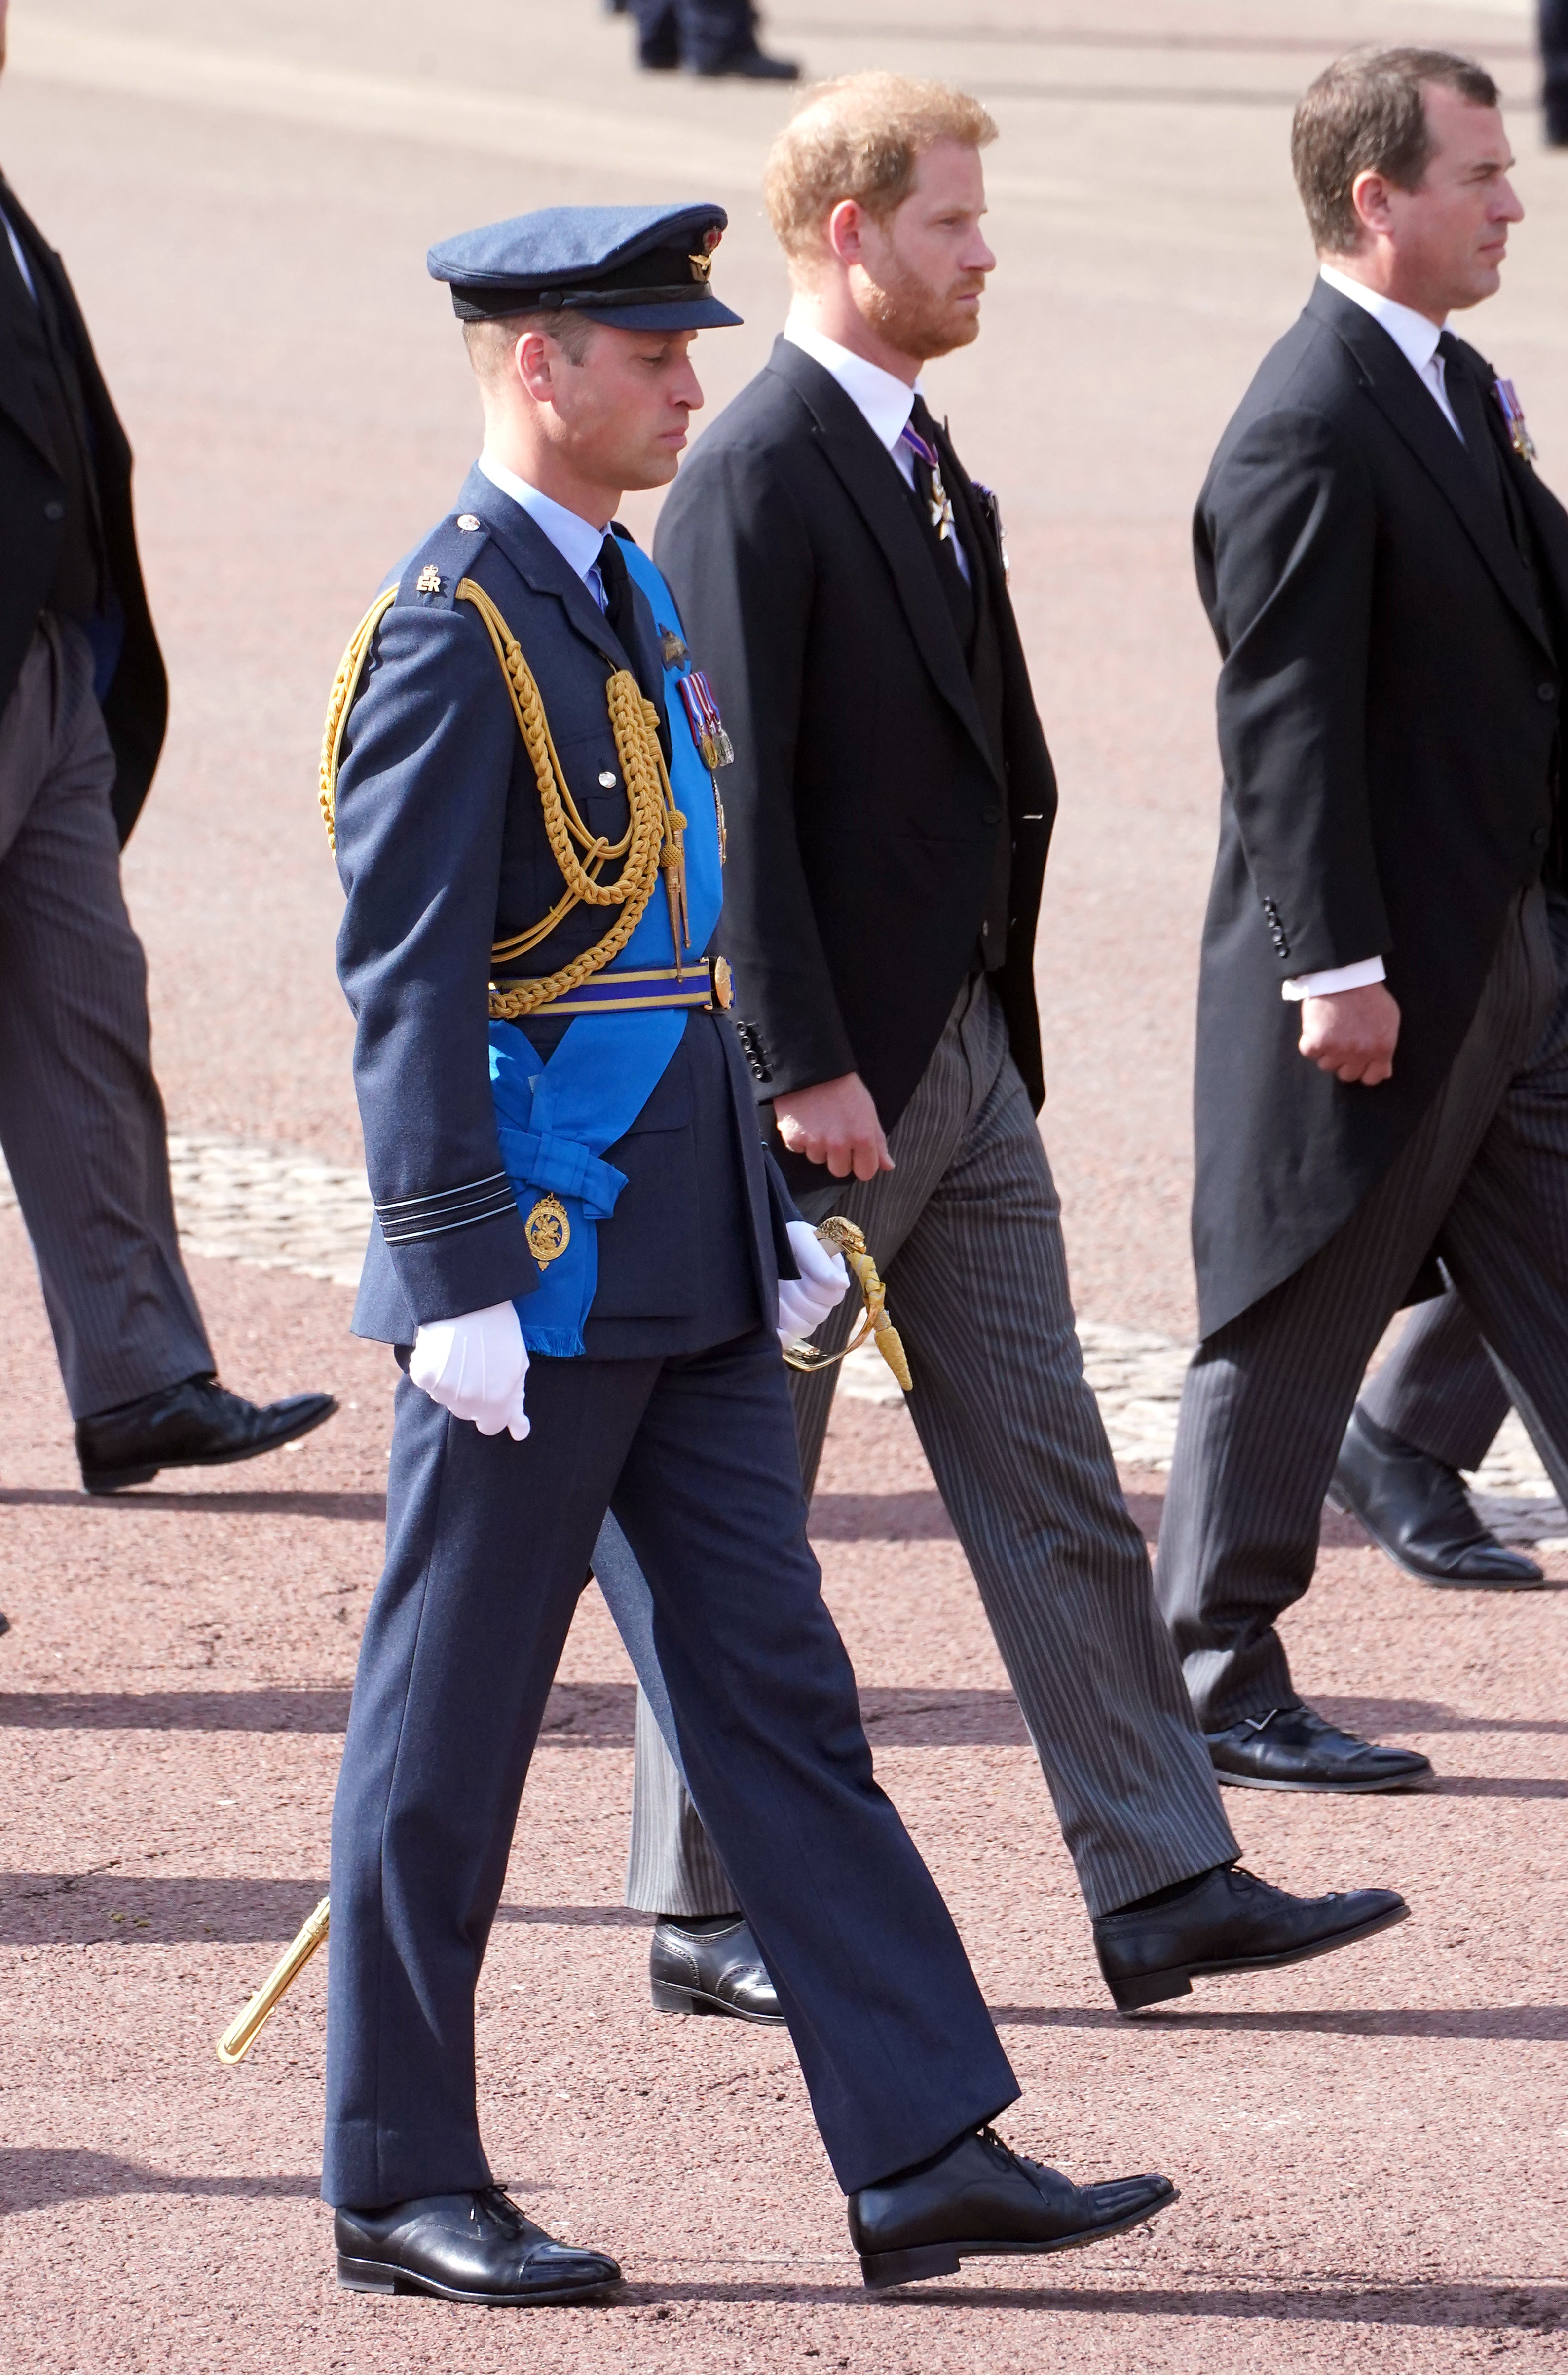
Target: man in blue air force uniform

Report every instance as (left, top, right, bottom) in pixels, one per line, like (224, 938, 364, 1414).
(318, 206, 1175, 2309)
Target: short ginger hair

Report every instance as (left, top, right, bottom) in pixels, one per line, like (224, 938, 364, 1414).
(763, 73, 997, 265)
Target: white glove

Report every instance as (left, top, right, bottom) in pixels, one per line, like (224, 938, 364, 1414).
(777, 1220, 850, 1346)
(409, 1301, 530, 1440)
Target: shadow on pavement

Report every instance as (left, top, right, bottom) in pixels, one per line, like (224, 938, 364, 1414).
(0, 2147, 316, 2217)
(624, 2276, 1564, 2328)
(0, 1485, 385, 1520)
(809, 1490, 955, 1540)
(989, 2004, 1568, 2039)
(0, 1681, 1033, 1747)
(0, 1874, 647, 1943)
(1321, 1696, 1568, 1736)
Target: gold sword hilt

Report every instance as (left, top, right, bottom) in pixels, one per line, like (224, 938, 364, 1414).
(216, 1895, 330, 2065)
(780, 1216, 912, 1393)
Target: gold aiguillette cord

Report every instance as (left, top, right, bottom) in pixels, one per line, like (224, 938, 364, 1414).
(781, 1216, 912, 1394)
(216, 1895, 330, 2064)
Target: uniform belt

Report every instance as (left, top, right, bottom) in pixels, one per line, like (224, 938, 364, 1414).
(491, 954, 733, 1018)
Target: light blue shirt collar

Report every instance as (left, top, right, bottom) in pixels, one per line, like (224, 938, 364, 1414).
(477, 452, 611, 597)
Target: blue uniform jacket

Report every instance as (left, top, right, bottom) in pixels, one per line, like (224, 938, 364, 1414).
(333, 465, 798, 1354)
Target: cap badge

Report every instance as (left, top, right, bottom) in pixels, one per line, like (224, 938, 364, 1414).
(688, 251, 714, 284)
(416, 565, 444, 595)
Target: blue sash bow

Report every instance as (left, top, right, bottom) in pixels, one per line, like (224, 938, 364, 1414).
(490, 540, 726, 1356)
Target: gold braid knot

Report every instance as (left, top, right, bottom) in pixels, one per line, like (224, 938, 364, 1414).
(317, 574, 690, 1017)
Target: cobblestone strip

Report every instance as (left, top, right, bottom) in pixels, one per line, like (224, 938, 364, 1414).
(2, 1131, 1561, 1542)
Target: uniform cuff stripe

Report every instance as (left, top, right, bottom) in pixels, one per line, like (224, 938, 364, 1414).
(379, 1190, 519, 1244)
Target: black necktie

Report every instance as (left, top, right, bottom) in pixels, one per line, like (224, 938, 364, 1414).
(1437, 332, 1519, 539)
(904, 396, 975, 650)
(596, 531, 669, 749)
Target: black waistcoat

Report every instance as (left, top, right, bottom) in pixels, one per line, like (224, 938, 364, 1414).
(901, 441, 1011, 965)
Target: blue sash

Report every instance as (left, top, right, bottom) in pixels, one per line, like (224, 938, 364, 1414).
(489, 540, 726, 1356)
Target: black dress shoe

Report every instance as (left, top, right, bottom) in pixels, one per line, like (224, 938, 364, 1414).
(335, 2186, 621, 2306)
(1092, 1862, 1409, 2012)
(1206, 1701, 1435, 1793)
(1330, 1406, 1544, 1587)
(693, 44, 801, 78)
(75, 1373, 338, 1493)
(848, 2126, 1176, 2290)
(650, 1913, 784, 2023)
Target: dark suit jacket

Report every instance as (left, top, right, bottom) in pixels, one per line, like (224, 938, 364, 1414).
(653, 338, 1056, 1194)
(1192, 278, 1568, 1339)
(0, 174, 166, 843)
(334, 468, 794, 1351)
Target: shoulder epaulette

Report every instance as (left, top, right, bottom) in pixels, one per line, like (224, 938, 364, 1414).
(396, 509, 493, 610)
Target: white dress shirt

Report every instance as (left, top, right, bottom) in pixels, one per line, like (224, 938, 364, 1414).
(1277, 268, 1461, 1005)
(478, 450, 612, 606)
(782, 313, 971, 582)
(1318, 264, 1462, 441)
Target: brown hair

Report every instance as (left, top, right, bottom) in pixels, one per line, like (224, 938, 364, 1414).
(1291, 46, 1500, 254)
(763, 72, 997, 264)
(462, 309, 597, 383)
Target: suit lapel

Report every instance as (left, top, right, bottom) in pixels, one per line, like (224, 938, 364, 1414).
(1309, 282, 1550, 655)
(0, 180, 60, 468)
(765, 339, 998, 781)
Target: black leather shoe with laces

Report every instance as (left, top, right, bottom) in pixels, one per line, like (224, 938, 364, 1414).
(1329, 1407, 1544, 1587)
(76, 1373, 337, 1493)
(649, 1913, 784, 2023)
(1206, 1700, 1435, 1793)
(334, 2186, 621, 2306)
(848, 2126, 1176, 2289)
(1092, 1862, 1409, 2012)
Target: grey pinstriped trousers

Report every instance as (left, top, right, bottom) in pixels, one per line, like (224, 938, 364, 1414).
(1360, 1287, 1513, 1473)
(624, 974, 1239, 1922)
(1157, 885, 1568, 1728)
(0, 621, 211, 1416)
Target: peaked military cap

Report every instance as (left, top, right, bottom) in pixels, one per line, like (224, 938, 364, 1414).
(427, 203, 742, 331)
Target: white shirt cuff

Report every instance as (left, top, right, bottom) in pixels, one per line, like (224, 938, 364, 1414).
(1281, 956, 1387, 1002)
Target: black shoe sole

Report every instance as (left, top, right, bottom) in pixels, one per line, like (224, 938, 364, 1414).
(650, 1977, 785, 2026)
(1211, 1760, 1437, 1795)
(336, 2251, 620, 2306)
(1326, 1482, 1546, 1590)
(79, 1396, 339, 1495)
(1106, 1898, 1410, 2014)
(858, 2182, 1179, 2289)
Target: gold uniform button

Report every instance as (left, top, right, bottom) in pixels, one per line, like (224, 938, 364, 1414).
(456, 513, 482, 531)
(598, 770, 617, 787)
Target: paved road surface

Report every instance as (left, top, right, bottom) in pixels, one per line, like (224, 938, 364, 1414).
(0, 2, 1565, 2366)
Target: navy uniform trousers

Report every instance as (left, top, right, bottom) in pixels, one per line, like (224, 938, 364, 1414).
(323, 1317, 1018, 2209)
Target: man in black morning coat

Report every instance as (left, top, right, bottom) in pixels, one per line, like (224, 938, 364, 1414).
(0, 0, 333, 1498)
(1154, 47, 1568, 1791)
(613, 73, 1405, 2026)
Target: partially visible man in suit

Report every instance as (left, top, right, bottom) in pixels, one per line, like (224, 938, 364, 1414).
(1542, 1, 1568, 146)
(1156, 46, 1568, 1791)
(0, 0, 335, 1492)
(615, 71, 1407, 2025)
(628, 0, 798, 79)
